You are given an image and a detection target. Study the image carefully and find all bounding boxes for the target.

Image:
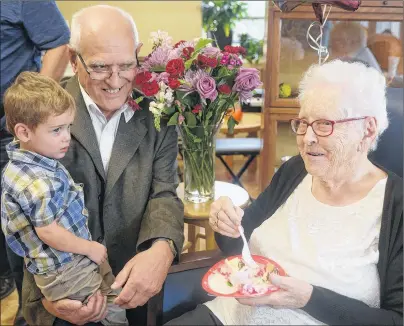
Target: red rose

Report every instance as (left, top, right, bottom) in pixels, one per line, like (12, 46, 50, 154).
(197, 54, 209, 68)
(224, 45, 246, 56)
(218, 84, 232, 95)
(174, 40, 186, 48)
(182, 47, 194, 60)
(135, 71, 152, 85)
(238, 46, 247, 56)
(192, 104, 202, 114)
(168, 77, 181, 89)
(166, 59, 185, 77)
(207, 57, 218, 68)
(142, 80, 159, 96)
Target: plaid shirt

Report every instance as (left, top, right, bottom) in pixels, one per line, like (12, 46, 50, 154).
(1, 141, 91, 274)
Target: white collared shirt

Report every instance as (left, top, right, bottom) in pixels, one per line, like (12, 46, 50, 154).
(79, 84, 135, 173)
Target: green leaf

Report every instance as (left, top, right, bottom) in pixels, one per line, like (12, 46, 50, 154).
(217, 67, 230, 79)
(194, 38, 213, 52)
(204, 111, 213, 127)
(175, 90, 194, 107)
(135, 96, 144, 104)
(184, 58, 194, 70)
(163, 106, 176, 115)
(184, 112, 197, 128)
(167, 112, 179, 126)
(227, 116, 238, 135)
(227, 281, 233, 287)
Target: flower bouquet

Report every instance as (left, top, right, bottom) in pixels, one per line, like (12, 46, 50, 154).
(132, 31, 262, 203)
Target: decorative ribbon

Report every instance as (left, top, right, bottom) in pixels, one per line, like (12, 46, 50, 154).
(306, 4, 332, 64)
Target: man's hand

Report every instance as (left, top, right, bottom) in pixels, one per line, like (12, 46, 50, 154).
(237, 274, 313, 309)
(42, 290, 107, 325)
(111, 240, 173, 309)
(87, 241, 107, 265)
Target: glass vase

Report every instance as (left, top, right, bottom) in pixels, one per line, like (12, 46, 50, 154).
(178, 124, 220, 203)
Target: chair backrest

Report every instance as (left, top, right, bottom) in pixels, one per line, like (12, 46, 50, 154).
(162, 266, 214, 324)
(147, 250, 224, 326)
(369, 87, 403, 177)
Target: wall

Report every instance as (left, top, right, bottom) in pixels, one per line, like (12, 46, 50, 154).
(56, 1, 202, 55)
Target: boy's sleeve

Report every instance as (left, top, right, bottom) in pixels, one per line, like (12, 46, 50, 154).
(21, 1, 70, 50)
(18, 178, 64, 227)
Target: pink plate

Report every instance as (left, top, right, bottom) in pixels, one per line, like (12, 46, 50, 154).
(202, 255, 286, 298)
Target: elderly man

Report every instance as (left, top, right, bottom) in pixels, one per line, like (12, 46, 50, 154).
(22, 5, 184, 326)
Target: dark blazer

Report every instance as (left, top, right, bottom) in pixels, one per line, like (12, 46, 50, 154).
(22, 76, 184, 325)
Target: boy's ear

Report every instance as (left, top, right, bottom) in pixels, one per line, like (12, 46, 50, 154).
(14, 123, 32, 143)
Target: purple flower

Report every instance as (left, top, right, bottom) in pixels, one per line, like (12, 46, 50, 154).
(142, 47, 179, 71)
(202, 46, 221, 57)
(239, 90, 253, 103)
(196, 76, 217, 101)
(156, 72, 170, 83)
(180, 70, 208, 91)
(233, 68, 262, 92)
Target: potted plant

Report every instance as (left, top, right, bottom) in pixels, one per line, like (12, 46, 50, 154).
(239, 33, 264, 65)
(202, 0, 248, 49)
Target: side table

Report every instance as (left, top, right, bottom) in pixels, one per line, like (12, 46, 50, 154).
(177, 181, 249, 252)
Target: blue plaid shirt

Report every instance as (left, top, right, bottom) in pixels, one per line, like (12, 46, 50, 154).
(1, 141, 92, 274)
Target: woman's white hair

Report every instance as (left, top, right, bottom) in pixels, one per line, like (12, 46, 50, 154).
(70, 5, 139, 53)
(298, 59, 388, 151)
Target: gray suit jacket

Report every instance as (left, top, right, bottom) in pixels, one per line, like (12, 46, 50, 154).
(22, 76, 184, 325)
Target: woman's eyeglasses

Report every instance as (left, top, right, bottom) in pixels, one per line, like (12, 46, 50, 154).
(76, 52, 140, 81)
(290, 117, 368, 137)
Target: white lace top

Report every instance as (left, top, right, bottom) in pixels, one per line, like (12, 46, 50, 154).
(205, 175, 386, 325)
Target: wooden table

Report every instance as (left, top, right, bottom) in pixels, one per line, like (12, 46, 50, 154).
(220, 112, 262, 176)
(177, 181, 249, 252)
(220, 112, 262, 136)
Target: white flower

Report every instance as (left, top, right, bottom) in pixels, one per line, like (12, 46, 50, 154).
(165, 89, 173, 102)
(157, 103, 165, 110)
(150, 30, 173, 49)
(158, 91, 165, 102)
(150, 107, 161, 116)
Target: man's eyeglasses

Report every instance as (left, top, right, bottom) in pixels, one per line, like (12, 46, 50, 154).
(290, 117, 368, 137)
(76, 53, 140, 81)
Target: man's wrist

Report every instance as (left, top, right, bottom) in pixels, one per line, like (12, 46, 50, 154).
(152, 238, 177, 258)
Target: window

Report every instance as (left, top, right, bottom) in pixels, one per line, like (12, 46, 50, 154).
(232, 1, 267, 45)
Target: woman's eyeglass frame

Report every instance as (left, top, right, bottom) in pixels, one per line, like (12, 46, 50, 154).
(76, 52, 140, 81)
(290, 116, 369, 137)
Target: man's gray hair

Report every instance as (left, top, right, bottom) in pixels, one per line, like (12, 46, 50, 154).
(298, 59, 388, 151)
(70, 5, 139, 53)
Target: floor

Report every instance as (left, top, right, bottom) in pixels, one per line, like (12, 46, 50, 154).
(0, 123, 298, 324)
(1, 289, 18, 325)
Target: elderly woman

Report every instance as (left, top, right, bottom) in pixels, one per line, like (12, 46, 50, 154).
(167, 60, 402, 325)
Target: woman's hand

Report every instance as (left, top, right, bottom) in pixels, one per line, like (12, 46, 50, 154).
(237, 274, 313, 309)
(42, 290, 107, 325)
(209, 196, 244, 238)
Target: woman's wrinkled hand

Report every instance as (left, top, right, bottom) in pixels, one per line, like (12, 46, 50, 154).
(209, 196, 244, 238)
(237, 274, 313, 309)
(42, 290, 107, 325)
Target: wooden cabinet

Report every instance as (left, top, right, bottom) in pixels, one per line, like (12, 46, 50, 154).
(260, 1, 403, 190)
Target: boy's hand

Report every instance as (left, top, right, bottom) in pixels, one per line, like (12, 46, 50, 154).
(87, 241, 107, 265)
